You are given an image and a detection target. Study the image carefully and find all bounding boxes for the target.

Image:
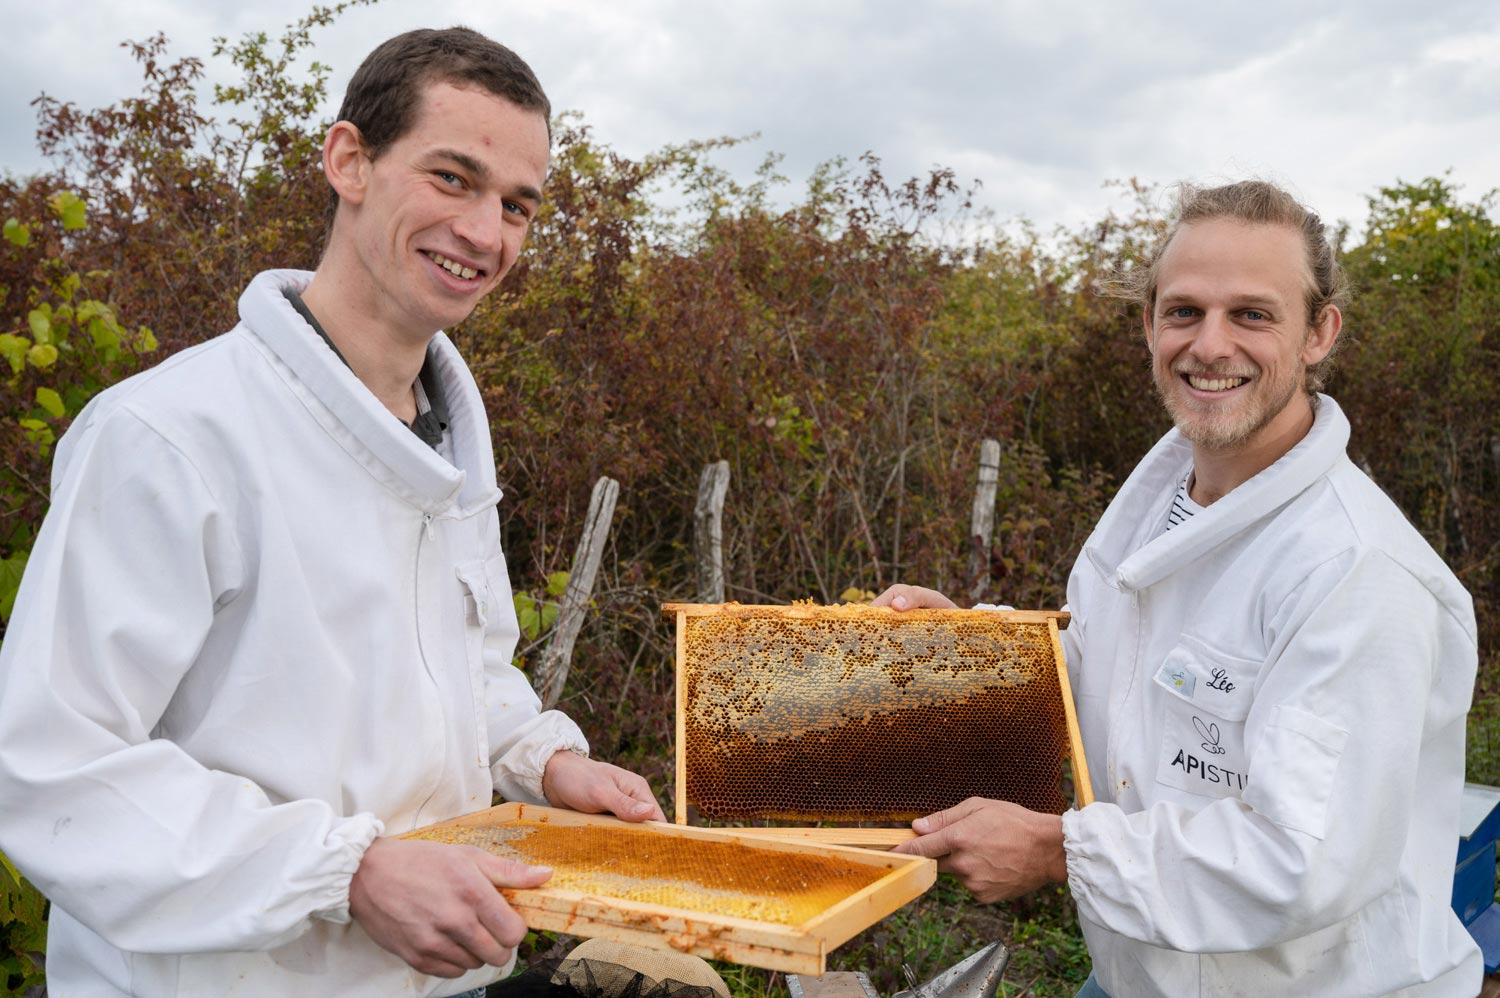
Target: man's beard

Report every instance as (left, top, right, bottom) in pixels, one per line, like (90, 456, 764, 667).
(1152, 361, 1302, 452)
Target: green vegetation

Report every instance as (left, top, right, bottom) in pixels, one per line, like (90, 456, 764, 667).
(2, 7, 1498, 996)
(0, 851, 45, 996)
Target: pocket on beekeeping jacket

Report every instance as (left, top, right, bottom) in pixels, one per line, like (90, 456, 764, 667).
(1151, 638, 1256, 801)
(456, 555, 511, 769)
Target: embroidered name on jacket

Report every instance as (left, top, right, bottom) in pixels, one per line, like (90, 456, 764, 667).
(1153, 656, 1250, 800)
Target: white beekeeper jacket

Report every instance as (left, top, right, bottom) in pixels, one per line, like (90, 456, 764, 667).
(0, 270, 587, 997)
(1058, 395, 1482, 996)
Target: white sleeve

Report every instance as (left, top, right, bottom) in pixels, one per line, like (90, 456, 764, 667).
(1062, 547, 1461, 952)
(0, 409, 381, 955)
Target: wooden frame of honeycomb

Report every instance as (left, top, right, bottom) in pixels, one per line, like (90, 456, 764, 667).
(666, 603, 1092, 847)
(404, 802, 936, 973)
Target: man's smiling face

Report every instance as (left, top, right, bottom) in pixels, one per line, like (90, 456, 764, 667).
(1146, 218, 1336, 454)
(344, 79, 550, 340)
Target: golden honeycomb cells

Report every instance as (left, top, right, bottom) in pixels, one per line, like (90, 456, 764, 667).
(403, 804, 938, 975)
(670, 603, 1081, 822)
(412, 819, 885, 925)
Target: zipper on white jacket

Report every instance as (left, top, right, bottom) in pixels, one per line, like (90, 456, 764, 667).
(411, 511, 446, 825)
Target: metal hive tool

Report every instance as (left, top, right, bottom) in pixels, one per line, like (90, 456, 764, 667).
(666, 603, 1091, 844)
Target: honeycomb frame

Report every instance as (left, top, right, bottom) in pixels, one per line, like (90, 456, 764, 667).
(403, 802, 936, 974)
(666, 603, 1092, 834)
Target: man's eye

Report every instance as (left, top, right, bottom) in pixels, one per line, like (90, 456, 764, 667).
(1169, 307, 1197, 319)
(1243, 309, 1267, 321)
(437, 171, 463, 187)
(504, 201, 530, 218)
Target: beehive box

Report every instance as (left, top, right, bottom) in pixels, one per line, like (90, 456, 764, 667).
(667, 602, 1091, 843)
(403, 803, 935, 973)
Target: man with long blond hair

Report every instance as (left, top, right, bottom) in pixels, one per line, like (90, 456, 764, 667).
(880, 180, 1482, 996)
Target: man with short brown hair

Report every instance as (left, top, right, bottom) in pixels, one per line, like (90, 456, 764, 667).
(0, 27, 660, 998)
(881, 181, 1482, 995)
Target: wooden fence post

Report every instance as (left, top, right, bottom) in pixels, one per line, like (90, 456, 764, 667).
(694, 461, 731, 604)
(534, 476, 619, 710)
(967, 439, 1002, 599)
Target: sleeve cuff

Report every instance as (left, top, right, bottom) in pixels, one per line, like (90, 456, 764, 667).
(1060, 806, 1097, 916)
(309, 813, 385, 925)
(491, 711, 590, 805)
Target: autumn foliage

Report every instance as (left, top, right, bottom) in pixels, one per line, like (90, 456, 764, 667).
(1, 10, 1498, 993)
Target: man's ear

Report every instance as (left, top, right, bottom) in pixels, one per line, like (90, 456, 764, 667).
(323, 121, 372, 207)
(1303, 304, 1342, 365)
(1142, 304, 1157, 348)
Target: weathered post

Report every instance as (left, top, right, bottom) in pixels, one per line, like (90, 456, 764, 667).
(967, 439, 1002, 599)
(535, 476, 619, 710)
(694, 461, 731, 604)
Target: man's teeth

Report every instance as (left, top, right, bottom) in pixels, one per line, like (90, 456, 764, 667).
(427, 252, 478, 280)
(1187, 375, 1247, 392)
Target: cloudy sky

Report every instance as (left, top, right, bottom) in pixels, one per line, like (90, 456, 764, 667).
(5, 0, 1498, 236)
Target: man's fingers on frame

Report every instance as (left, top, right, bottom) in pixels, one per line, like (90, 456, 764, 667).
(934, 855, 966, 878)
(478, 852, 552, 889)
(934, 796, 996, 830)
(433, 902, 517, 969)
(891, 826, 953, 859)
(871, 584, 924, 608)
(632, 780, 667, 818)
(912, 798, 973, 835)
(873, 585, 956, 611)
(618, 769, 656, 799)
(612, 784, 661, 821)
(451, 936, 507, 973)
(407, 930, 484, 977)
(476, 893, 530, 950)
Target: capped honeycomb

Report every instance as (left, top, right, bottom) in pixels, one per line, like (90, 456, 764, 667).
(410, 819, 886, 925)
(673, 603, 1081, 822)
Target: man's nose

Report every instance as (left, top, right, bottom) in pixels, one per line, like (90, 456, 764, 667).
(451, 196, 505, 253)
(1189, 311, 1236, 362)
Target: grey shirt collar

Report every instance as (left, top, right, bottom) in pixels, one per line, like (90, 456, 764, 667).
(282, 288, 449, 449)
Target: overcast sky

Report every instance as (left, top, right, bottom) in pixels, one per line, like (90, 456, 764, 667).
(5, 0, 1498, 237)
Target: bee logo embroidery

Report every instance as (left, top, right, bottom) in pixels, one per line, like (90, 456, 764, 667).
(1194, 716, 1226, 755)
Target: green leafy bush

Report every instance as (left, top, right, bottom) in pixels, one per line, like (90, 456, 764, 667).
(0, 851, 45, 996)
